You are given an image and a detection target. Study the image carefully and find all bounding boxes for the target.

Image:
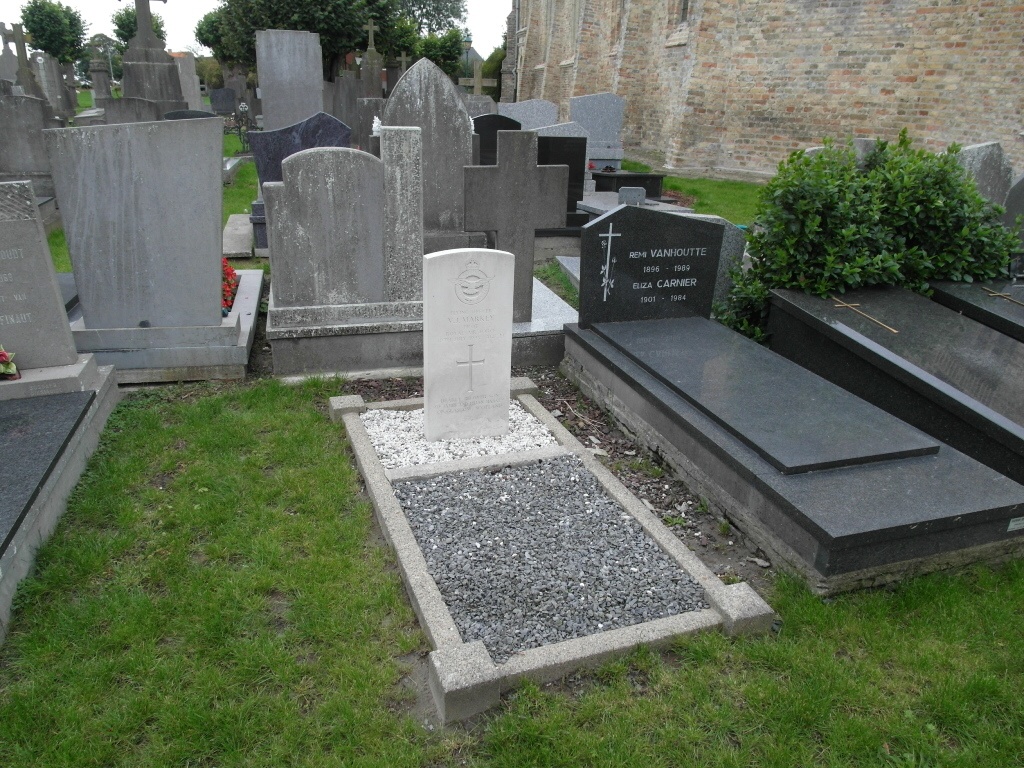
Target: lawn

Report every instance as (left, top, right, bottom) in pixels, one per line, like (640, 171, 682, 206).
(0, 379, 1022, 767)
(621, 159, 764, 226)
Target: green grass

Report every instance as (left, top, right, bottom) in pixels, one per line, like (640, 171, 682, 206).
(48, 228, 72, 273)
(223, 132, 244, 158)
(76, 90, 92, 112)
(622, 158, 764, 226)
(1, 379, 1023, 766)
(223, 162, 259, 226)
(535, 260, 579, 309)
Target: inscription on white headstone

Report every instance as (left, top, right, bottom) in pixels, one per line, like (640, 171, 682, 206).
(423, 248, 514, 441)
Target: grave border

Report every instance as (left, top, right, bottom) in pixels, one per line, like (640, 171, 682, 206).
(329, 377, 774, 723)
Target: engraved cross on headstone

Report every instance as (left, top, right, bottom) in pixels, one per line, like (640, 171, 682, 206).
(363, 19, 379, 50)
(464, 130, 568, 322)
(599, 223, 620, 302)
(456, 344, 485, 393)
(459, 61, 497, 95)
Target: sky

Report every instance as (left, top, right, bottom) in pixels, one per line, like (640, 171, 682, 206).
(0, 0, 511, 57)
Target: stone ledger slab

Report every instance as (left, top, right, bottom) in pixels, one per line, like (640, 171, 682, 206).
(423, 248, 514, 440)
(930, 280, 1024, 344)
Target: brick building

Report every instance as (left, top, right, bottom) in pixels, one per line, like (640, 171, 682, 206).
(506, 0, 1024, 180)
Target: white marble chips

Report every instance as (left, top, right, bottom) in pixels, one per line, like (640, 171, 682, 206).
(423, 248, 514, 441)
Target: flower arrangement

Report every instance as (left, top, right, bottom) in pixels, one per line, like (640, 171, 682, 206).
(222, 258, 240, 317)
(0, 345, 17, 379)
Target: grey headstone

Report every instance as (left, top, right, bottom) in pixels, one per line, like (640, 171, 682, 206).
(0, 37, 15, 83)
(473, 113, 521, 165)
(174, 52, 204, 111)
(381, 127, 423, 301)
(383, 58, 474, 237)
(256, 30, 324, 131)
(209, 87, 237, 116)
(464, 130, 568, 322)
(354, 97, 385, 151)
(30, 52, 71, 120)
(101, 97, 164, 125)
(465, 94, 497, 116)
(0, 180, 77, 368)
(263, 148, 385, 308)
(618, 186, 645, 206)
(956, 141, 1014, 205)
(1005, 174, 1024, 253)
(88, 59, 111, 98)
(570, 92, 625, 166)
(360, 48, 385, 99)
(325, 71, 359, 125)
(497, 99, 558, 130)
(120, 4, 187, 115)
(0, 92, 56, 196)
(44, 117, 224, 329)
(535, 121, 589, 138)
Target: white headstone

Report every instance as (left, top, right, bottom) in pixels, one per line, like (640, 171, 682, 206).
(423, 248, 514, 441)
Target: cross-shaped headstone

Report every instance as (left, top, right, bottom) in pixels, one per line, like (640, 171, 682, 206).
(465, 130, 568, 322)
(398, 51, 410, 72)
(363, 19, 379, 50)
(11, 23, 43, 98)
(128, 0, 167, 47)
(0, 23, 13, 48)
(458, 61, 497, 95)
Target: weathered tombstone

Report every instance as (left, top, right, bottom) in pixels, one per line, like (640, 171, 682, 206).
(464, 130, 568, 322)
(30, 51, 71, 120)
(325, 71, 359, 125)
(0, 24, 16, 83)
(120, 0, 187, 114)
(381, 126, 423, 301)
(473, 113, 521, 165)
(88, 58, 111, 99)
(423, 248, 515, 440)
(465, 94, 497, 116)
(264, 148, 385, 308)
(497, 99, 558, 130)
(255, 30, 324, 131)
(354, 96, 385, 151)
(359, 20, 385, 99)
(570, 92, 625, 170)
(174, 52, 204, 111)
(0, 180, 77, 369)
(102, 97, 164, 125)
(248, 111, 352, 249)
(956, 141, 1013, 205)
(9, 25, 42, 100)
(618, 186, 645, 206)
(577, 206, 742, 328)
(383, 58, 482, 252)
(209, 87, 237, 116)
(0, 90, 57, 195)
(458, 61, 497, 95)
(1004, 174, 1024, 253)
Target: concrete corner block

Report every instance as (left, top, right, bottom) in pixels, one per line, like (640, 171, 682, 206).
(709, 582, 776, 636)
(329, 394, 365, 422)
(428, 641, 501, 724)
(510, 376, 540, 396)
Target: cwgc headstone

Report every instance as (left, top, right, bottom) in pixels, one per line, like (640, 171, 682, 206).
(209, 87, 237, 116)
(0, 181, 77, 368)
(255, 30, 324, 131)
(473, 113, 521, 165)
(0, 24, 16, 83)
(44, 117, 223, 330)
(570, 92, 625, 169)
(174, 52, 204, 111)
(0, 91, 56, 196)
(464, 131, 568, 322)
(423, 248, 514, 441)
(1004, 174, 1024, 253)
(381, 126, 423, 301)
(578, 205, 742, 328)
(956, 141, 1013, 205)
(382, 58, 476, 248)
(497, 99, 558, 130)
(465, 94, 497, 116)
(263, 148, 385, 308)
(120, 0, 187, 114)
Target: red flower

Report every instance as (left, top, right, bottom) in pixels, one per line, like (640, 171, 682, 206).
(221, 258, 240, 314)
(0, 349, 10, 364)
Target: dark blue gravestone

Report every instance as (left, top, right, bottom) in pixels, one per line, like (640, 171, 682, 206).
(248, 112, 352, 248)
(578, 205, 724, 328)
(473, 113, 521, 165)
(538, 135, 587, 225)
(164, 109, 218, 120)
(209, 87, 237, 115)
(1, 391, 94, 555)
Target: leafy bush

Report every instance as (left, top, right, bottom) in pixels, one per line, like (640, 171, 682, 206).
(719, 130, 1019, 340)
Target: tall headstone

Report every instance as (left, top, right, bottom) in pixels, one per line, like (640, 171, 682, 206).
(382, 58, 479, 252)
(577, 206, 742, 328)
(955, 141, 1014, 205)
(0, 24, 16, 83)
(325, 71, 359, 125)
(497, 99, 558, 130)
(11, 24, 42, 99)
(381, 126, 423, 301)
(473, 113, 521, 165)
(464, 131, 568, 322)
(174, 52, 204, 111)
(255, 30, 324, 131)
(423, 248, 514, 441)
(359, 19, 384, 99)
(263, 148, 385, 308)
(120, 0, 187, 114)
(88, 58, 111, 99)
(570, 93, 625, 170)
(30, 52, 70, 119)
(354, 96, 385, 151)
(0, 181, 77, 369)
(44, 118, 223, 330)
(0, 90, 57, 195)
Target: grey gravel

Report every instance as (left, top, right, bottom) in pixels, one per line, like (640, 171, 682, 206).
(393, 455, 708, 664)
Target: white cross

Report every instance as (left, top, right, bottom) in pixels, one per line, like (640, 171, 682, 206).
(599, 223, 620, 302)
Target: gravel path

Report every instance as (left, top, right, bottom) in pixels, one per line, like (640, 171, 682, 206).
(393, 455, 708, 664)
(361, 401, 556, 469)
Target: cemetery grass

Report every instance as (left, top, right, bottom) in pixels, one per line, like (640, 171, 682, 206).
(47, 229, 71, 272)
(223, 162, 259, 225)
(534, 261, 579, 309)
(1, 377, 1023, 765)
(621, 159, 762, 226)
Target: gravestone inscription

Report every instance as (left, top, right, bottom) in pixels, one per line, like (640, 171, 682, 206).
(423, 248, 514, 441)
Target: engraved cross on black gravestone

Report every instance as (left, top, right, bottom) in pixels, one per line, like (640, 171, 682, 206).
(464, 130, 568, 322)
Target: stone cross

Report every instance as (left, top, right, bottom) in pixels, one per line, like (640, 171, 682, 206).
(364, 19, 379, 50)
(0, 23, 12, 49)
(459, 61, 497, 95)
(131, 0, 167, 47)
(398, 51, 410, 71)
(11, 24, 43, 98)
(464, 130, 568, 322)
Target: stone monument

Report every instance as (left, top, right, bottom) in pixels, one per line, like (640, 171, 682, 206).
(120, 0, 187, 114)
(255, 30, 324, 132)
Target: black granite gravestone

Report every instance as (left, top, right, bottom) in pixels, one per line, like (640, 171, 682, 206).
(930, 280, 1024, 344)
(578, 205, 725, 328)
(768, 286, 1024, 484)
(1, 391, 93, 554)
(537, 135, 586, 225)
(164, 109, 218, 120)
(472, 113, 521, 166)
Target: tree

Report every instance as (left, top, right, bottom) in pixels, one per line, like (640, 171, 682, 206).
(111, 5, 165, 55)
(76, 32, 120, 82)
(480, 44, 504, 100)
(416, 27, 463, 79)
(194, 56, 223, 89)
(20, 0, 86, 64)
(396, 0, 466, 35)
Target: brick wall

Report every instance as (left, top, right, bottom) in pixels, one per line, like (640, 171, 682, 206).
(516, 0, 1024, 180)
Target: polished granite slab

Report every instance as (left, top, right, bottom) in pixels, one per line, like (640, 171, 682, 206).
(593, 318, 939, 474)
(1, 391, 94, 554)
(930, 279, 1024, 344)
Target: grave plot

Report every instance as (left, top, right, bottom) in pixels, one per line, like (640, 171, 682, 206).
(929, 279, 1024, 344)
(330, 380, 773, 724)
